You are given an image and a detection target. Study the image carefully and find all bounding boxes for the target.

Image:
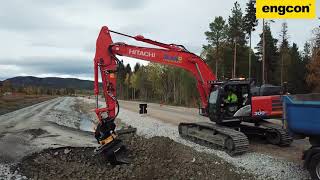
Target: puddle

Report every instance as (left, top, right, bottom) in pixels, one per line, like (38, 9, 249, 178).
(80, 114, 95, 132)
(115, 118, 129, 130)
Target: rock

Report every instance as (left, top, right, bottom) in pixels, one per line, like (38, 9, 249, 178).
(64, 149, 71, 154)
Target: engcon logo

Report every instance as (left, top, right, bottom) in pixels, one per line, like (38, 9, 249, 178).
(256, 0, 316, 19)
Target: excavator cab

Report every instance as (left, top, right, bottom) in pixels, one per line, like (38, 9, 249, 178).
(208, 80, 251, 124)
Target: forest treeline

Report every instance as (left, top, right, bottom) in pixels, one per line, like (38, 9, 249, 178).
(0, 80, 78, 96)
(117, 1, 320, 106)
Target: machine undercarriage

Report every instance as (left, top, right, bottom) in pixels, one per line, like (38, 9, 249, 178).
(179, 120, 292, 155)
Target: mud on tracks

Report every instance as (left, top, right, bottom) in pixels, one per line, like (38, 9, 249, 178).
(15, 135, 256, 180)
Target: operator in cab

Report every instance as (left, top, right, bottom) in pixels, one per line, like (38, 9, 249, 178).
(224, 87, 238, 117)
(225, 88, 238, 104)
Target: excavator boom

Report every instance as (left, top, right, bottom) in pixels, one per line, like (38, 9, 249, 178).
(94, 26, 216, 122)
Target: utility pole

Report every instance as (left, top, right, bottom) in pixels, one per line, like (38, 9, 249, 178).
(262, 19, 266, 85)
(281, 54, 284, 86)
(233, 39, 237, 78)
(249, 32, 252, 79)
(216, 46, 219, 79)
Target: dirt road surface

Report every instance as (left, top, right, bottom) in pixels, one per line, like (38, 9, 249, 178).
(119, 100, 209, 125)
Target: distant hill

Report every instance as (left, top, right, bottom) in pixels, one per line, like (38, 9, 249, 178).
(5, 76, 95, 90)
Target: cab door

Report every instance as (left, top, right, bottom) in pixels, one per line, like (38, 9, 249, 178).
(208, 87, 223, 123)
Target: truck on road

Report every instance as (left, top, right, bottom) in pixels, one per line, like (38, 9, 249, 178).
(283, 94, 320, 180)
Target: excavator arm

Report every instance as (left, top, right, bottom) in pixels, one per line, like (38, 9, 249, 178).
(93, 26, 216, 164)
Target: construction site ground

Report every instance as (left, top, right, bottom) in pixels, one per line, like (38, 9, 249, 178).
(0, 97, 311, 179)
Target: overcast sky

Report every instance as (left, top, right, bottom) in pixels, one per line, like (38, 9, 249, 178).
(0, 0, 319, 80)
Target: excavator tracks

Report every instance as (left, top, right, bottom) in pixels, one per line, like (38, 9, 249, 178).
(254, 120, 293, 146)
(178, 122, 249, 156)
(265, 127, 293, 146)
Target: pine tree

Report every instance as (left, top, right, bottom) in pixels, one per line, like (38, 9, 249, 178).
(303, 42, 311, 62)
(279, 22, 290, 85)
(134, 63, 141, 73)
(205, 16, 228, 78)
(125, 64, 132, 74)
(243, 0, 258, 78)
(287, 43, 308, 93)
(116, 62, 126, 99)
(256, 23, 279, 85)
(228, 1, 246, 78)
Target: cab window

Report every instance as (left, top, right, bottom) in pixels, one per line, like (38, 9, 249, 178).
(209, 90, 218, 104)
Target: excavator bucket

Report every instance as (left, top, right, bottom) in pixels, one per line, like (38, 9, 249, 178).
(94, 138, 129, 165)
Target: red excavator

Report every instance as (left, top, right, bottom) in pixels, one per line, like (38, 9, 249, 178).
(93, 26, 292, 164)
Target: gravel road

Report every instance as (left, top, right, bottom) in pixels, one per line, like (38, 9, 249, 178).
(119, 100, 209, 125)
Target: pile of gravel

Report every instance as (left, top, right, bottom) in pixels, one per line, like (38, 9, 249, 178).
(16, 135, 256, 180)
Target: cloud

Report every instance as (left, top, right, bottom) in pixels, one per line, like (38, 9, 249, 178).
(0, 1, 70, 32)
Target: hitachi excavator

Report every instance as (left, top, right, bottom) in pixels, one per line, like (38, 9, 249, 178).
(93, 26, 292, 164)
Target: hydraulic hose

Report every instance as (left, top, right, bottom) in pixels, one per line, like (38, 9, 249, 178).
(108, 93, 120, 121)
